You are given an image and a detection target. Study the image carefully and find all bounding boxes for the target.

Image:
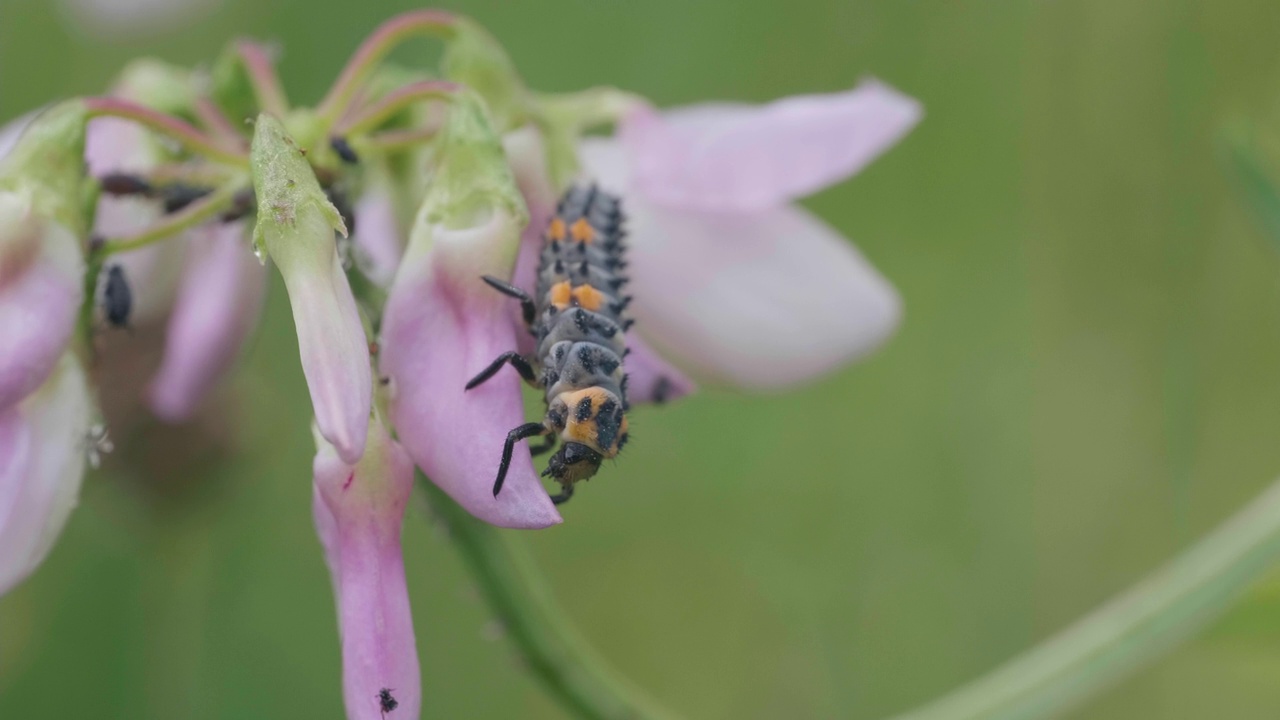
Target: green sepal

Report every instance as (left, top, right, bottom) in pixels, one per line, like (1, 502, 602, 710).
(441, 18, 530, 132)
(0, 100, 92, 236)
(249, 113, 347, 259)
(420, 90, 527, 235)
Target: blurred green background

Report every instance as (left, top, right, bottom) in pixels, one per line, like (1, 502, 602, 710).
(5, 0, 1280, 718)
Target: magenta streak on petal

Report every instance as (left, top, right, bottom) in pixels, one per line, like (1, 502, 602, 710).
(148, 221, 266, 422)
(0, 232, 82, 411)
(313, 426, 420, 720)
(381, 258, 561, 530)
(621, 79, 922, 213)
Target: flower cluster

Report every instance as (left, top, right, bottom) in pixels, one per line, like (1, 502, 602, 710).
(0, 11, 918, 719)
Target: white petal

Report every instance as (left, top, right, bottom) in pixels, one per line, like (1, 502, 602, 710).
(621, 79, 921, 212)
(626, 197, 901, 388)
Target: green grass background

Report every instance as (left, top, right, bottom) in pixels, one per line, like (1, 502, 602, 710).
(5, 0, 1280, 717)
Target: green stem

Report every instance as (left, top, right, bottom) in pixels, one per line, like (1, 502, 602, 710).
(84, 97, 249, 167)
(235, 41, 290, 118)
(316, 9, 460, 127)
(336, 80, 459, 137)
(96, 182, 244, 256)
(891, 475, 1280, 720)
(421, 480, 678, 720)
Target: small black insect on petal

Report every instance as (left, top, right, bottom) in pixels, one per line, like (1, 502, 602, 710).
(331, 136, 360, 165)
(103, 265, 132, 329)
(378, 688, 398, 718)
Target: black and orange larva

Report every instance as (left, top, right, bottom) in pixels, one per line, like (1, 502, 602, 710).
(466, 185, 632, 505)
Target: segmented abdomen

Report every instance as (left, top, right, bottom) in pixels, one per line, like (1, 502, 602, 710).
(533, 186, 632, 421)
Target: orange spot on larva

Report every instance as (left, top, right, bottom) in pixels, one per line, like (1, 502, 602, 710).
(550, 281, 573, 309)
(547, 218, 567, 241)
(569, 218, 596, 243)
(571, 284, 606, 311)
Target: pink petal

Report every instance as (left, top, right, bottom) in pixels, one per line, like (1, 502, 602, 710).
(0, 355, 90, 595)
(621, 79, 921, 212)
(621, 195, 901, 389)
(283, 249, 371, 465)
(352, 186, 404, 287)
(380, 214, 561, 530)
(623, 335, 696, 404)
(312, 420, 420, 720)
(0, 199, 84, 410)
(147, 221, 266, 422)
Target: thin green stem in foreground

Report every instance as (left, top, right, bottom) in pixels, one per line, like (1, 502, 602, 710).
(891, 475, 1280, 720)
(420, 479, 677, 720)
(96, 182, 244, 256)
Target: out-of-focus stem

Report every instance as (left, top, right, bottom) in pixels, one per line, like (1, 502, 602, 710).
(97, 183, 243, 256)
(316, 10, 459, 127)
(194, 97, 245, 145)
(336, 80, 459, 137)
(359, 125, 442, 155)
(236, 41, 290, 118)
(84, 97, 248, 167)
(891, 475, 1280, 720)
(420, 480, 677, 720)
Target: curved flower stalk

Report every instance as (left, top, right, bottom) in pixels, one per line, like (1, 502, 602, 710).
(0, 354, 92, 595)
(148, 220, 266, 421)
(313, 417, 420, 720)
(250, 113, 370, 464)
(380, 93, 561, 530)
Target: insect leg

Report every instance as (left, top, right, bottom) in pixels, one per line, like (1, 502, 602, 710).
(529, 434, 557, 457)
(480, 275, 536, 326)
(549, 483, 575, 505)
(494, 422, 548, 497)
(465, 351, 536, 390)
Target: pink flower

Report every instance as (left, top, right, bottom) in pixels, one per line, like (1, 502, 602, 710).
(147, 220, 267, 421)
(380, 94, 561, 530)
(0, 354, 91, 595)
(312, 418, 420, 720)
(572, 79, 920, 390)
(251, 114, 371, 464)
(0, 189, 85, 410)
(381, 206, 561, 530)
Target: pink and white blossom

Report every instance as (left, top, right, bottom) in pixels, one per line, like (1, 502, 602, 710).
(312, 418, 420, 720)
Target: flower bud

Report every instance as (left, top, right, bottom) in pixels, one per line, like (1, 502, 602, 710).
(250, 113, 370, 464)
